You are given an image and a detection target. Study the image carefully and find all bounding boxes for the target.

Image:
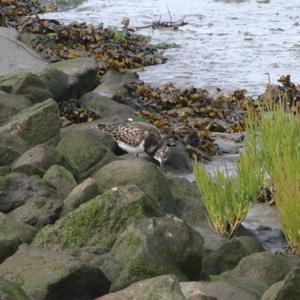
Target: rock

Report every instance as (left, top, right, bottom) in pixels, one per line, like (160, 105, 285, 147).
(43, 165, 77, 198)
(9, 195, 62, 228)
(261, 267, 300, 300)
(0, 72, 27, 93)
(12, 72, 53, 103)
(12, 144, 70, 176)
(61, 177, 99, 216)
(167, 177, 207, 227)
(33, 185, 164, 251)
(101, 215, 204, 292)
(0, 245, 110, 300)
(57, 131, 116, 180)
(94, 69, 137, 98)
(0, 98, 60, 151)
(0, 28, 47, 77)
(163, 142, 193, 174)
(213, 132, 243, 155)
(45, 57, 98, 100)
(181, 280, 258, 300)
(93, 159, 176, 214)
(0, 93, 32, 125)
(218, 252, 293, 297)
(0, 172, 59, 213)
(79, 92, 136, 123)
(203, 236, 264, 275)
(0, 278, 30, 300)
(0, 212, 37, 263)
(95, 275, 186, 300)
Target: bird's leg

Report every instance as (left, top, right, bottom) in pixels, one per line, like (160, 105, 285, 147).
(134, 153, 139, 159)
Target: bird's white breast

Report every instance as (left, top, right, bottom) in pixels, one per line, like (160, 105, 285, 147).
(117, 140, 145, 153)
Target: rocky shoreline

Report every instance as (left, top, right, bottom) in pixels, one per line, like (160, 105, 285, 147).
(1, 1, 300, 300)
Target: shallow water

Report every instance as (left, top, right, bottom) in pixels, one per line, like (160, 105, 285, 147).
(42, 0, 300, 95)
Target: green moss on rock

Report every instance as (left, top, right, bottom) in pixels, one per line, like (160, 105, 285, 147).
(33, 185, 164, 250)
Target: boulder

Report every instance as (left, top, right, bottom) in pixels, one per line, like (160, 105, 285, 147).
(12, 144, 71, 176)
(0, 245, 110, 300)
(181, 280, 258, 300)
(43, 165, 77, 198)
(94, 69, 137, 98)
(101, 215, 204, 291)
(44, 57, 98, 100)
(203, 236, 264, 275)
(0, 279, 30, 300)
(0, 72, 26, 93)
(0, 99, 60, 164)
(0, 212, 37, 263)
(93, 159, 176, 214)
(79, 92, 136, 123)
(0, 93, 32, 125)
(12, 73, 53, 103)
(0, 172, 59, 213)
(95, 275, 186, 300)
(261, 267, 300, 300)
(9, 195, 62, 228)
(56, 131, 116, 180)
(33, 185, 164, 250)
(61, 177, 99, 216)
(218, 252, 294, 297)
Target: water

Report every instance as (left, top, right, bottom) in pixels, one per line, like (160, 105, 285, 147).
(41, 0, 300, 95)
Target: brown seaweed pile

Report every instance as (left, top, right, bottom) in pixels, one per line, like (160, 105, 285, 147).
(0, 0, 44, 26)
(124, 81, 255, 160)
(59, 100, 100, 127)
(17, 16, 166, 70)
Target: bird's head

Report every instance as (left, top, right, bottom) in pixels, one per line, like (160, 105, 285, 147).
(153, 144, 169, 168)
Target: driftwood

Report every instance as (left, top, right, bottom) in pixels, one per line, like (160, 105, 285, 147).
(135, 17, 188, 31)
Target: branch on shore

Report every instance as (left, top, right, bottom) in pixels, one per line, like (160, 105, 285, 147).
(135, 17, 188, 31)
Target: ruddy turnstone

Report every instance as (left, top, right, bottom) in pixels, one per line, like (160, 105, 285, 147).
(98, 121, 169, 167)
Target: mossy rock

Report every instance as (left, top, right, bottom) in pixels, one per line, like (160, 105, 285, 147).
(0, 94, 32, 125)
(93, 159, 176, 214)
(57, 131, 116, 180)
(94, 275, 186, 300)
(101, 215, 204, 292)
(0, 278, 30, 300)
(0, 245, 110, 300)
(43, 164, 77, 198)
(33, 185, 164, 251)
(0, 212, 37, 263)
(203, 236, 264, 276)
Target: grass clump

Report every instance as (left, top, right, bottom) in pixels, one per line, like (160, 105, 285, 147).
(112, 31, 126, 44)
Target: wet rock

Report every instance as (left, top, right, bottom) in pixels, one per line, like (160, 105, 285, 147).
(95, 275, 186, 300)
(0, 278, 30, 300)
(163, 142, 193, 174)
(9, 194, 62, 228)
(12, 144, 70, 176)
(56, 131, 116, 180)
(79, 92, 136, 123)
(167, 177, 207, 226)
(12, 72, 53, 103)
(202, 236, 264, 275)
(218, 252, 294, 297)
(94, 69, 137, 98)
(0, 93, 32, 125)
(261, 267, 300, 300)
(45, 57, 99, 100)
(0, 245, 110, 300)
(181, 280, 257, 300)
(43, 164, 77, 198)
(93, 159, 176, 214)
(0, 98, 60, 153)
(0, 212, 37, 263)
(33, 185, 164, 251)
(101, 215, 204, 292)
(0, 72, 27, 94)
(61, 177, 99, 216)
(0, 172, 59, 213)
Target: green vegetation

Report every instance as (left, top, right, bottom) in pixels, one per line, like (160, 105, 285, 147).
(112, 31, 127, 44)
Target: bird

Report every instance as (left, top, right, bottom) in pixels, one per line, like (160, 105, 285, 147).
(97, 121, 169, 167)
(121, 17, 130, 28)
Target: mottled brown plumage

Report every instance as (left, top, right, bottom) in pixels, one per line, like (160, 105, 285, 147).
(98, 121, 169, 166)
